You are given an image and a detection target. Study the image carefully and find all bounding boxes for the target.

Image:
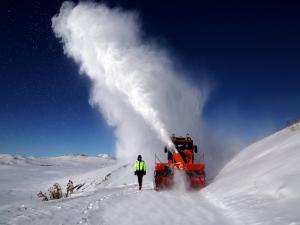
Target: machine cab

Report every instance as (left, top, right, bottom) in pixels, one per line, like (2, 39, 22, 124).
(166, 134, 197, 164)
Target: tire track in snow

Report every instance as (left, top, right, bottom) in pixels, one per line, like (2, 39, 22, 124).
(79, 183, 233, 225)
(77, 184, 141, 225)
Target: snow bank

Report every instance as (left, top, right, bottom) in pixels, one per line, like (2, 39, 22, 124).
(206, 127, 300, 224)
(212, 127, 300, 198)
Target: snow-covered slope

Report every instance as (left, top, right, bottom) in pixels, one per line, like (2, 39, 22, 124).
(1, 126, 300, 225)
(0, 155, 117, 210)
(206, 126, 300, 225)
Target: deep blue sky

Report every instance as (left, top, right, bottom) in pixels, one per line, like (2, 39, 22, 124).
(1, 0, 300, 156)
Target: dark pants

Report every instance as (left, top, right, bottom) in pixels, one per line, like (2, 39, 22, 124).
(137, 171, 144, 190)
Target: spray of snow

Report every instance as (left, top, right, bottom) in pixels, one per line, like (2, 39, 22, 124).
(172, 170, 188, 191)
(52, 2, 208, 162)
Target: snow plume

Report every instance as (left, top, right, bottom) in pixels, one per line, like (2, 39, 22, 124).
(52, 2, 207, 162)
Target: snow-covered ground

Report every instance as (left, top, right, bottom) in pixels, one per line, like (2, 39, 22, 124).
(1, 126, 300, 225)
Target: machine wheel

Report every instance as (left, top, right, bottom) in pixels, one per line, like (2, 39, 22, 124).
(153, 171, 159, 191)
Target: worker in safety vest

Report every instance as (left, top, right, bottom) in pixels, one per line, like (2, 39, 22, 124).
(134, 155, 146, 190)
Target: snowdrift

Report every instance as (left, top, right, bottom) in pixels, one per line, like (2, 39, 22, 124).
(206, 126, 300, 224)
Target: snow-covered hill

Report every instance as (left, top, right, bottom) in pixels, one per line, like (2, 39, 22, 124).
(1, 126, 300, 225)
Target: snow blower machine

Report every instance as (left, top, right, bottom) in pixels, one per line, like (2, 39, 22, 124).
(154, 134, 206, 191)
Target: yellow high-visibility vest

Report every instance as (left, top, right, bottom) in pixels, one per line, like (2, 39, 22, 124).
(134, 160, 146, 172)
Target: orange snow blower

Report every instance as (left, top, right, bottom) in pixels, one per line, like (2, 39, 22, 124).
(154, 134, 206, 191)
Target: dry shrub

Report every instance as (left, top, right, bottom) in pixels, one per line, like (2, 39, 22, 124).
(37, 191, 48, 201)
(49, 183, 63, 200)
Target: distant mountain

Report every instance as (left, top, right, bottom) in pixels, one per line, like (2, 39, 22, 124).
(0, 154, 38, 166)
(0, 153, 115, 166)
(97, 154, 116, 160)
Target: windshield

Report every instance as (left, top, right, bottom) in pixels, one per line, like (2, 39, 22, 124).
(174, 141, 193, 151)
